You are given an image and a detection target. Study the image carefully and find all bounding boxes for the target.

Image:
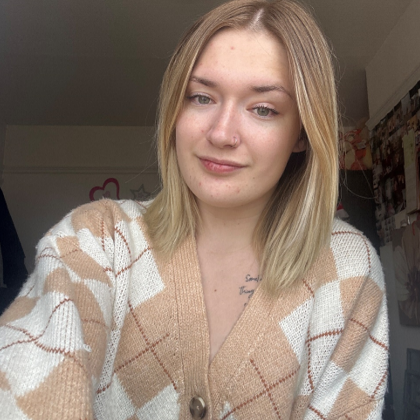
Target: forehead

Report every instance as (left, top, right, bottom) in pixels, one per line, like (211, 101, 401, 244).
(193, 28, 291, 89)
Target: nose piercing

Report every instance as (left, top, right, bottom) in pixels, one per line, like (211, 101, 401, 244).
(232, 136, 238, 148)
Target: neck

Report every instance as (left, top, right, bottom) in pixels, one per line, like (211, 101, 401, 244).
(196, 201, 265, 255)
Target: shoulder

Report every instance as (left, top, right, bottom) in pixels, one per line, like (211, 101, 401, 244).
(329, 218, 384, 290)
(47, 199, 151, 241)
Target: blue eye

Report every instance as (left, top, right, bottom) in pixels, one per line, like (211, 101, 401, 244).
(188, 94, 211, 105)
(197, 95, 210, 104)
(253, 106, 278, 117)
(256, 107, 270, 117)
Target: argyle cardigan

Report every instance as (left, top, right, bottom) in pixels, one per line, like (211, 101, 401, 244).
(0, 199, 388, 420)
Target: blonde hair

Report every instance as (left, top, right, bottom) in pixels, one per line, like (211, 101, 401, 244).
(144, 0, 338, 292)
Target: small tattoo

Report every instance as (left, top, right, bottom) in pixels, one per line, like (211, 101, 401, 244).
(245, 274, 262, 283)
(239, 285, 255, 297)
(240, 275, 261, 306)
(239, 285, 255, 306)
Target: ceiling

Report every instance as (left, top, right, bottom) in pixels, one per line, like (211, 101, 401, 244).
(0, 0, 413, 127)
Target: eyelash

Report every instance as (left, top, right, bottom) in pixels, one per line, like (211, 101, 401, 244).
(187, 94, 279, 117)
(187, 94, 212, 105)
(252, 105, 279, 117)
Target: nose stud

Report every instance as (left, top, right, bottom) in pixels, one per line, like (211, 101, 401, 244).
(232, 136, 239, 148)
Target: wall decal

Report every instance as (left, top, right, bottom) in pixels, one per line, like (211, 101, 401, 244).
(130, 184, 151, 201)
(89, 178, 120, 201)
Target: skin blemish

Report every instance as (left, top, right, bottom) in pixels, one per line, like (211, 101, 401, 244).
(214, 289, 217, 292)
(230, 46, 235, 50)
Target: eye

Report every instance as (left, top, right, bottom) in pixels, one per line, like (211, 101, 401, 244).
(253, 105, 278, 117)
(188, 94, 212, 105)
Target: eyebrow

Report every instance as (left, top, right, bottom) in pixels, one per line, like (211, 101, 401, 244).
(190, 76, 217, 88)
(190, 75, 292, 98)
(251, 84, 292, 98)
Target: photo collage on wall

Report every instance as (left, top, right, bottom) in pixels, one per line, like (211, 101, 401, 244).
(371, 81, 420, 245)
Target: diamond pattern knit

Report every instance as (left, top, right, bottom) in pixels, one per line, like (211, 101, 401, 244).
(0, 199, 388, 419)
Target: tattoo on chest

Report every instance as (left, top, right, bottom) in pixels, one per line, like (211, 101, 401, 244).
(240, 274, 262, 306)
(245, 274, 262, 283)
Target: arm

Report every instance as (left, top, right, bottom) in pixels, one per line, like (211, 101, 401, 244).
(304, 228, 388, 419)
(0, 202, 117, 420)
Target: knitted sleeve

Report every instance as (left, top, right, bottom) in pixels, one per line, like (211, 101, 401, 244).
(303, 226, 388, 419)
(0, 200, 121, 420)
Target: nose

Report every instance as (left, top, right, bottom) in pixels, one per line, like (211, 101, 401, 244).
(207, 102, 240, 148)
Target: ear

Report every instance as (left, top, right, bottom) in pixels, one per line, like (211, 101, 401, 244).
(292, 131, 307, 153)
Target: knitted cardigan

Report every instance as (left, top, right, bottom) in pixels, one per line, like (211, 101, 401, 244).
(0, 199, 388, 420)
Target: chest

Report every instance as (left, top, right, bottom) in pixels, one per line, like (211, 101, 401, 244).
(199, 259, 262, 361)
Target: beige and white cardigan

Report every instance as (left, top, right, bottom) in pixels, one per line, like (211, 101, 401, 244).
(0, 199, 388, 419)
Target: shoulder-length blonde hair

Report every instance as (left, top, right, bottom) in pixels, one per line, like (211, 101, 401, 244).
(144, 0, 338, 293)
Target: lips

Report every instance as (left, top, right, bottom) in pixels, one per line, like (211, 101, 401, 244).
(199, 156, 244, 173)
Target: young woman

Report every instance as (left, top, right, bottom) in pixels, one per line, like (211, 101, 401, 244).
(0, 1, 388, 419)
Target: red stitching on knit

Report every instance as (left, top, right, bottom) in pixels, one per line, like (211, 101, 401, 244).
(220, 362, 298, 420)
(306, 337, 315, 392)
(349, 318, 388, 351)
(31, 340, 89, 377)
(101, 218, 106, 252)
(115, 227, 132, 259)
(250, 359, 282, 419)
(136, 201, 147, 210)
(104, 302, 177, 392)
(38, 246, 56, 256)
(96, 381, 112, 394)
(128, 302, 177, 390)
(304, 328, 344, 392)
(113, 332, 170, 374)
(115, 246, 151, 277)
(37, 253, 61, 262)
(305, 329, 344, 344)
(308, 405, 327, 419)
(302, 279, 315, 298)
(0, 297, 73, 354)
(22, 282, 36, 298)
(372, 370, 388, 398)
(0, 299, 89, 377)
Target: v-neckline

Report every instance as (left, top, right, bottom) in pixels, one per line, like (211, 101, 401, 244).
(171, 233, 277, 411)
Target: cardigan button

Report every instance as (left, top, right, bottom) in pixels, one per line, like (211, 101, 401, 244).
(189, 396, 207, 419)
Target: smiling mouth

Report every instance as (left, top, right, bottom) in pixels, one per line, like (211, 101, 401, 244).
(199, 157, 244, 173)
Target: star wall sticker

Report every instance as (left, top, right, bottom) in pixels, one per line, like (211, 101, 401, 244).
(131, 184, 151, 201)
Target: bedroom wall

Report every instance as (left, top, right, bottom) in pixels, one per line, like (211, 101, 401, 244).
(366, 0, 420, 129)
(1, 125, 159, 272)
(366, 0, 420, 418)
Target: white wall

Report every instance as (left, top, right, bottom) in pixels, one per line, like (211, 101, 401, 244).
(2, 125, 159, 272)
(366, 0, 420, 129)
